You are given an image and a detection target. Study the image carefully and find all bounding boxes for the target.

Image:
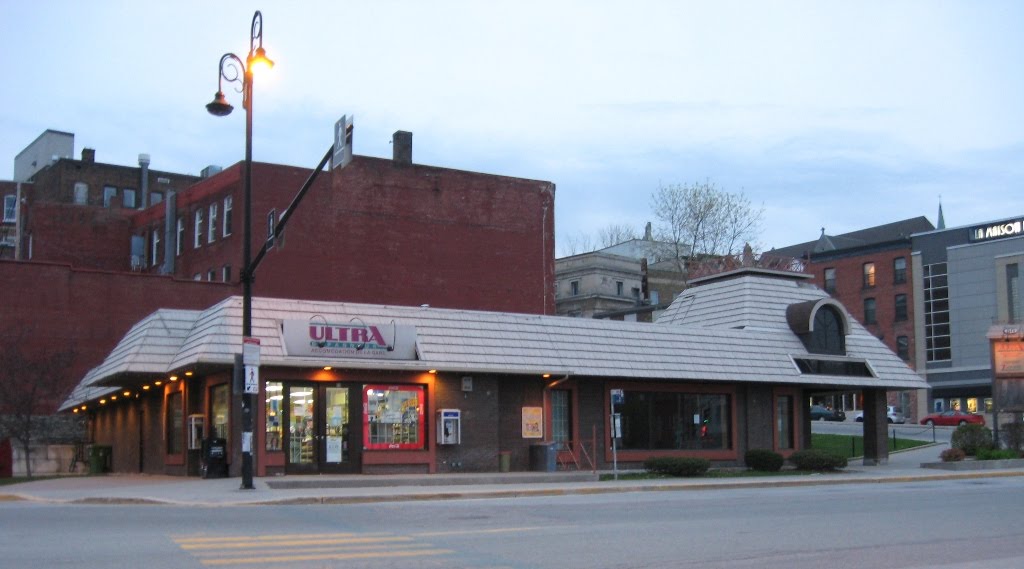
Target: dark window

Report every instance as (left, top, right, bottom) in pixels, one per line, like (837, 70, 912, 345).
(618, 390, 731, 451)
(863, 263, 876, 288)
(2, 195, 15, 223)
(924, 263, 951, 362)
(570, 281, 580, 296)
(223, 196, 233, 237)
(616, 281, 624, 296)
(895, 294, 908, 321)
(803, 306, 846, 355)
(103, 185, 117, 208)
(824, 268, 836, 293)
(776, 395, 794, 450)
(897, 336, 910, 360)
(893, 257, 907, 284)
(864, 298, 877, 325)
(793, 358, 873, 377)
(167, 391, 183, 454)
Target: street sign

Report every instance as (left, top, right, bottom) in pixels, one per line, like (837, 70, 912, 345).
(611, 389, 624, 405)
(243, 337, 261, 367)
(244, 365, 259, 394)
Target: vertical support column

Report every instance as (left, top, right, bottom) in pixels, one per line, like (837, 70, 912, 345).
(862, 388, 889, 466)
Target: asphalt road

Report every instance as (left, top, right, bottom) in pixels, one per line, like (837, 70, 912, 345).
(3, 476, 1023, 568)
(811, 417, 953, 444)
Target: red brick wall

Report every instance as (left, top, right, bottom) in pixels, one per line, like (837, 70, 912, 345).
(0, 260, 234, 413)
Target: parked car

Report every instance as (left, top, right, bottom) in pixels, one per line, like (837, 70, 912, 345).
(810, 405, 846, 421)
(919, 410, 985, 427)
(854, 406, 906, 424)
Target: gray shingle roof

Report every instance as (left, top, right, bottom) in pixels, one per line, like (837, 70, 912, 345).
(61, 273, 926, 411)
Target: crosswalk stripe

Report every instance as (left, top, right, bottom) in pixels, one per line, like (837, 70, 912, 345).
(179, 535, 412, 551)
(198, 548, 453, 566)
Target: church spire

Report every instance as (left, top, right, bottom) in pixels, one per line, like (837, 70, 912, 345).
(937, 197, 946, 230)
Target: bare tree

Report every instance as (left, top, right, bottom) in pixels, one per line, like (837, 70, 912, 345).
(0, 337, 76, 478)
(650, 181, 764, 265)
(559, 231, 597, 257)
(597, 224, 639, 248)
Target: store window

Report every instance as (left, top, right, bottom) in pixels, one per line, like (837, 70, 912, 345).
(364, 385, 424, 450)
(265, 382, 283, 452)
(618, 390, 731, 451)
(167, 391, 183, 455)
(210, 384, 230, 441)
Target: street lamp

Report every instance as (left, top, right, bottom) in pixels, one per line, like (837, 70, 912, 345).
(205, 10, 273, 491)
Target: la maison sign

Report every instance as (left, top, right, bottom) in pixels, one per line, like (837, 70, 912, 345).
(969, 218, 1024, 243)
(281, 318, 417, 360)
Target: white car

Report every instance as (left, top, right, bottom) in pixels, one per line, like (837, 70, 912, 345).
(854, 406, 906, 424)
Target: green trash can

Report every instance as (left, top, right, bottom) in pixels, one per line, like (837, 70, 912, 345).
(498, 451, 511, 473)
(89, 445, 111, 474)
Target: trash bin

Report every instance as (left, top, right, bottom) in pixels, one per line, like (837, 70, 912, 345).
(498, 451, 511, 473)
(202, 437, 228, 479)
(529, 442, 557, 472)
(88, 445, 112, 474)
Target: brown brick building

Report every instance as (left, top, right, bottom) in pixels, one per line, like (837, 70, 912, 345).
(1, 130, 555, 418)
(768, 217, 935, 419)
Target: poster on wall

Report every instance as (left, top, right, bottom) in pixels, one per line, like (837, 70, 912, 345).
(522, 407, 543, 439)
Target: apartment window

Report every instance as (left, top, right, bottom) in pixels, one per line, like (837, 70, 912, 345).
(175, 217, 184, 256)
(207, 269, 216, 282)
(863, 298, 877, 325)
(73, 182, 88, 205)
(823, 268, 836, 293)
(222, 265, 231, 282)
(570, 280, 580, 296)
(222, 196, 233, 237)
(103, 186, 117, 207)
(893, 257, 907, 284)
(896, 336, 910, 360)
(924, 263, 951, 362)
(123, 188, 137, 209)
(862, 262, 876, 288)
(208, 203, 218, 244)
(3, 195, 16, 223)
(151, 191, 163, 205)
(894, 294, 908, 321)
(151, 228, 161, 267)
(194, 209, 204, 248)
(616, 281, 624, 296)
(193, 273, 202, 281)
(632, 287, 641, 300)
(1008, 263, 1020, 323)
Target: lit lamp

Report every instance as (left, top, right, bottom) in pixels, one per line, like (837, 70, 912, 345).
(205, 10, 273, 491)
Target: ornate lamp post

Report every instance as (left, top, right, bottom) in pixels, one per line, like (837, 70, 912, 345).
(205, 10, 273, 490)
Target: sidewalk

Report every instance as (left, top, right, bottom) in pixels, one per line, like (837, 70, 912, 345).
(3, 444, 1023, 506)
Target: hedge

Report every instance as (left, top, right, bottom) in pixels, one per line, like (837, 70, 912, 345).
(643, 456, 711, 477)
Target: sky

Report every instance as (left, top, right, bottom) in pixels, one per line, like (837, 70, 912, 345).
(2, 1, 1022, 254)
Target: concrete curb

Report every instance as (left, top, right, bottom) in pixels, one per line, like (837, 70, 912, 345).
(4, 468, 1024, 507)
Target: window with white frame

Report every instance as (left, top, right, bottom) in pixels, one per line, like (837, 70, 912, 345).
(222, 196, 233, 237)
(208, 203, 218, 244)
(73, 183, 88, 205)
(123, 188, 137, 209)
(151, 228, 161, 267)
(103, 186, 117, 207)
(176, 217, 184, 256)
(222, 265, 231, 282)
(194, 209, 203, 248)
(3, 195, 15, 223)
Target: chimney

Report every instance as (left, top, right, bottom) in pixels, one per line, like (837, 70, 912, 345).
(81, 148, 96, 163)
(392, 131, 412, 165)
(139, 153, 151, 209)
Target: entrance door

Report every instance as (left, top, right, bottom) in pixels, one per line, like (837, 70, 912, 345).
(284, 383, 358, 474)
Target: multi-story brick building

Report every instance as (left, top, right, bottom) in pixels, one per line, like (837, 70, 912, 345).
(1, 129, 555, 419)
(769, 217, 935, 419)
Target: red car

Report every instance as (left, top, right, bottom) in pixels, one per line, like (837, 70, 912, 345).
(919, 410, 985, 427)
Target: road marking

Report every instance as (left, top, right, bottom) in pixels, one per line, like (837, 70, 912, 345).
(172, 531, 452, 566)
(413, 526, 548, 538)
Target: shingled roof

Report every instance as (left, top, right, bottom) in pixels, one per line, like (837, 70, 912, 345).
(768, 216, 935, 259)
(61, 271, 926, 411)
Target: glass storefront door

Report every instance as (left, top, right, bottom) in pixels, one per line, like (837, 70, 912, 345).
(284, 383, 358, 474)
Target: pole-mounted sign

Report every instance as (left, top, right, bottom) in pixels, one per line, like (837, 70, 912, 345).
(332, 115, 353, 170)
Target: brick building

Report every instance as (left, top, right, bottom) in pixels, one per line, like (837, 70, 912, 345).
(1, 129, 555, 421)
(768, 217, 935, 419)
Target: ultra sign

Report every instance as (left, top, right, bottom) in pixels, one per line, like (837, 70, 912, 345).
(281, 318, 417, 360)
